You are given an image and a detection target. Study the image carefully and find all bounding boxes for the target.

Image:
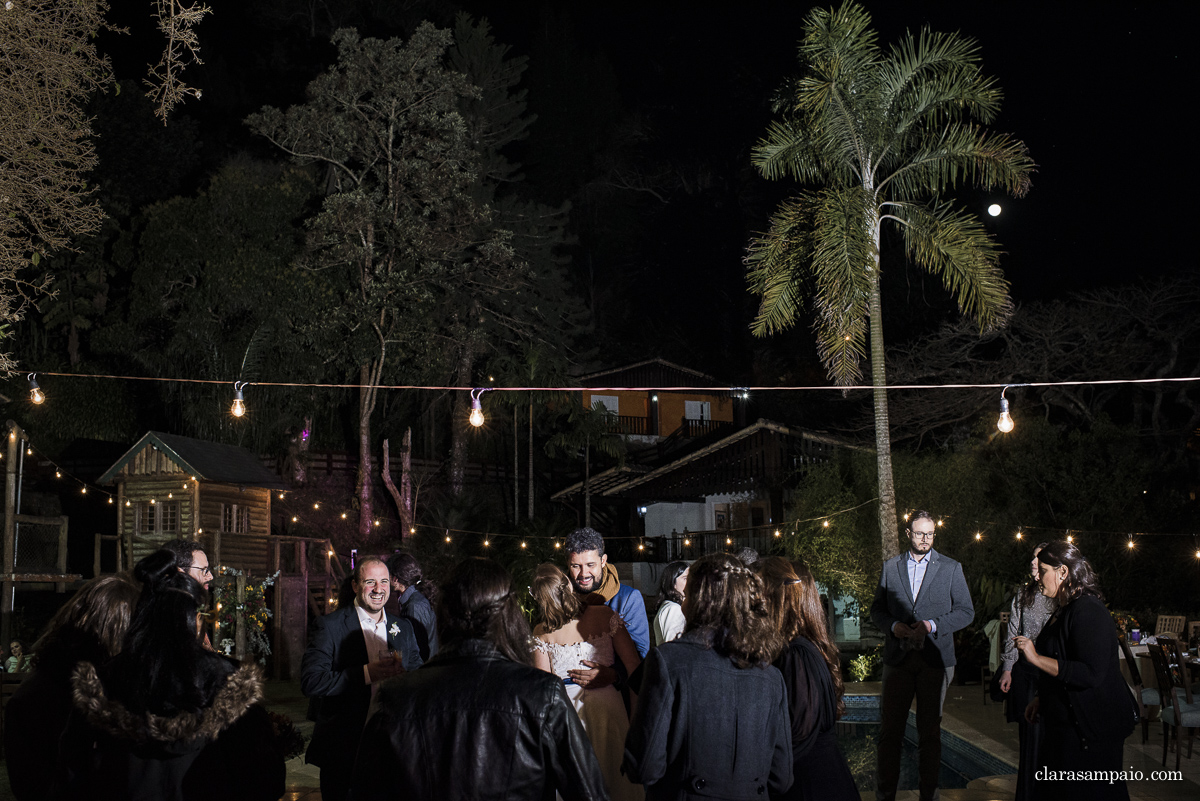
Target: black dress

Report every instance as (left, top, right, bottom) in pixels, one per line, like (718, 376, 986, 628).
(1032, 595, 1136, 801)
(771, 636, 858, 801)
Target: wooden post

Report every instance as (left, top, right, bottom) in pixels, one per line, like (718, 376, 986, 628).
(2, 421, 20, 650)
(56, 515, 69, 593)
(117, 481, 128, 570)
(235, 573, 247, 660)
(191, 476, 201, 537)
(271, 539, 282, 679)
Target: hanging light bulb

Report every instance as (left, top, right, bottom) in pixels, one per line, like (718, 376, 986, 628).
(1016, 531, 1023, 540)
(445, 535, 452, 543)
(483, 539, 490, 547)
(997, 385, 1021, 433)
(231, 381, 247, 417)
(27, 374, 44, 404)
(974, 532, 982, 541)
(469, 387, 492, 427)
(1126, 535, 1135, 550)
(520, 541, 527, 549)
(683, 538, 690, 547)
(107, 497, 113, 504)
(81, 487, 87, 494)
(774, 530, 781, 538)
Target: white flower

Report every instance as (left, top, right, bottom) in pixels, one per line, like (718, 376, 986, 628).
(389, 623, 400, 638)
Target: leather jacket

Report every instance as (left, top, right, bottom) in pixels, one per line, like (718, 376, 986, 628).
(350, 638, 610, 801)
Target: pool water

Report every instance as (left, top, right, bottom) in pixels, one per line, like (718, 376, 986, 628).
(835, 723, 973, 792)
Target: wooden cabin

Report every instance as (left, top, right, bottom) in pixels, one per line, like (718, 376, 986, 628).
(98, 431, 288, 573)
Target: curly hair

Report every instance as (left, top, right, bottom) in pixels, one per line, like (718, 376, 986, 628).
(682, 553, 784, 669)
(157, 539, 206, 571)
(758, 557, 845, 718)
(657, 561, 688, 606)
(531, 563, 582, 633)
(437, 558, 534, 666)
(1036, 540, 1103, 605)
(563, 527, 605, 557)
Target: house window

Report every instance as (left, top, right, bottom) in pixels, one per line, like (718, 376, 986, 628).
(136, 501, 179, 535)
(590, 395, 619, 414)
(684, 400, 711, 420)
(221, 504, 250, 534)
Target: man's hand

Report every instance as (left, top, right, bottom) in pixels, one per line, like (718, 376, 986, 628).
(366, 653, 405, 684)
(568, 660, 617, 689)
(892, 622, 914, 639)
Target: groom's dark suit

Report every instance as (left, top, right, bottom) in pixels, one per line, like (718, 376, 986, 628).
(301, 604, 421, 801)
(870, 547, 973, 801)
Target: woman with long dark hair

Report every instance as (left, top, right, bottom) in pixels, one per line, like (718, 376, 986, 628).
(1014, 541, 1137, 801)
(351, 557, 609, 800)
(653, 561, 688, 646)
(758, 557, 856, 801)
(5, 573, 140, 801)
(624, 553, 793, 799)
(997, 542, 1053, 801)
(57, 550, 283, 801)
(531, 563, 642, 801)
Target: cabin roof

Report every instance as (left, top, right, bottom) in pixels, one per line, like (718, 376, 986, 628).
(575, 358, 725, 391)
(98, 431, 288, 490)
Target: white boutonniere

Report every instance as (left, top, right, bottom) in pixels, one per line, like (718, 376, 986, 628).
(389, 623, 400, 638)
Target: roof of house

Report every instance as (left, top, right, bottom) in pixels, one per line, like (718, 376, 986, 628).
(551, 419, 863, 502)
(98, 431, 288, 490)
(574, 358, 726, 391)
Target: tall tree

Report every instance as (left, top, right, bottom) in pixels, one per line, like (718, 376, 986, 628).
(248, 24, 519, 537)
(746, 1, 1034, 558)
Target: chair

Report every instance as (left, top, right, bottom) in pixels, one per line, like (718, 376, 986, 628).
(1155, 614, 1186, 638)
(1120, 634, 1156, 743)
(983, 610, 1010, 705)
(1147, 638, 1200, 769)
(1187, 620, 1200, 644)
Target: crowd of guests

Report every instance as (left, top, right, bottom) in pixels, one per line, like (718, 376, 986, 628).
(1, 519, 1138, 801)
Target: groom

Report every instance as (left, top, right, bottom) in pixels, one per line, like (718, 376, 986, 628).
(301, 556, 422, 801)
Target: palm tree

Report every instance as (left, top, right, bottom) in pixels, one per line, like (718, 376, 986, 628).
(747, 1, 1034, 559)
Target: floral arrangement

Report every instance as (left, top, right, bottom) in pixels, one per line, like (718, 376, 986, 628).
(212, 567, 280, 663)
(1111, 611, 1139, 634)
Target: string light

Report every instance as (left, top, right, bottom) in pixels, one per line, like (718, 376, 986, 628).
(520, 541, 527, 549)
(483, 539, 490, 547)
(291, 516, 298, 522)
(774, 529, 781, 537)
(1126, 534, 1135, 550)
(445, 535, 452, 543)
(683, 538, 690, 546)
(974, 532, 983, 541)
(374, 520, 380, 527)
(27, 374, 44, 404)
(726, 537, 732, 545)
(937, 519, 944, 527)
(278, 493, 284, 500)
(822, 520, 829, 527)
(55, 470, 61, 478)
(341, 513, 347, 519)
(25, 448, 31, 456)
(469, 387, 492, 427)
(554, 541, 561, 549)
(231, 381, 247, 417)
(81, 487, 87, 494)
(107, 497, 113, 504)
(313, 503, 319, 509)
(997, 386, 1015, 433)
(1016, 530, 1023, 540)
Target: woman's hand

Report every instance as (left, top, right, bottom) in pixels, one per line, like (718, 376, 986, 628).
(1014, 635, 1038, 661)
(998, 670, 1012, 693)
(1024, 696, 1040, 724)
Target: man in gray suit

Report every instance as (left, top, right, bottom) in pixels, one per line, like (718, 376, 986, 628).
(870, 510, 974, 801)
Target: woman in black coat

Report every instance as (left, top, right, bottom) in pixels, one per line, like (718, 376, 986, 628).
(623, 553, 793, 800)
(56, 552, 284, 801)
(4, 574, 141, 801)
(1014, 540, 1138, 801)
(758, 557, 857, 801)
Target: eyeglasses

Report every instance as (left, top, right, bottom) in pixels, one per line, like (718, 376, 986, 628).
(189, 564, 213, 578)
(909, 531, 935, 540)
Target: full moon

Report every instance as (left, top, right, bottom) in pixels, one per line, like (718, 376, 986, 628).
(988, 204, 1002, 217)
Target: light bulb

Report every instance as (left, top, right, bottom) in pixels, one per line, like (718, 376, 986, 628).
(484, 539, 490, 547)
(28, 374, 43, 404)
(997, 396, 1014, 433)
(231, 381, 247, 417)
(469, 406, 485, 427)
(520, 541, 527, 549)
(774, 530, 781, 537)
(445, 535, 451, 543)
(683, 539, 690, 546)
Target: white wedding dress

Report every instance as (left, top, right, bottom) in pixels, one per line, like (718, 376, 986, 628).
(534, 615, 643, 801)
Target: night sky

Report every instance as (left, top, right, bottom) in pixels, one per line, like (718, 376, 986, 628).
(97, 1, 1198, 378)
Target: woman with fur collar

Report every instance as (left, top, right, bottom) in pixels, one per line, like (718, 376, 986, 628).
(56, 551, 284, 801)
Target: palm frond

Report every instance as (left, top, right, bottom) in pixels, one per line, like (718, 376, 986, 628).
(891, 200, 1013, 331)
(239, 323, 273, 382)
(883, 123, 1034, 198)
(746, 198, 817, 336)
(879, 28, 1001, 126)
(808, 187, 874, 385)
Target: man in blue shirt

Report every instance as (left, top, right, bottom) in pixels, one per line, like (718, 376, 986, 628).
(563, 527, 650, 689)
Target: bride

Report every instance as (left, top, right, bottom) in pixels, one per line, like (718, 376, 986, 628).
(531, 563, 643, 801)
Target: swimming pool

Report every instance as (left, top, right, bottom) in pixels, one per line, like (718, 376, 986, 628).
(837, 696, 1016, 792)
